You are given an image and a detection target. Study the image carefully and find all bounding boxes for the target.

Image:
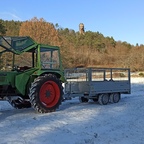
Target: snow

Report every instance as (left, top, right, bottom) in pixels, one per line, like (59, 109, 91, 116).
(0, 77, 144, 144)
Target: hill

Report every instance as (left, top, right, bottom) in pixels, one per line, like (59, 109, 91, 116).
(0, 17, 144, 71)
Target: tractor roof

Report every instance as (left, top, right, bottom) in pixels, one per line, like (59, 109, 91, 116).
(0, 36, 59, 54)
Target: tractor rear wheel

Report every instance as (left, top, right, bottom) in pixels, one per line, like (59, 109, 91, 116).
(29, 74, 63, 113)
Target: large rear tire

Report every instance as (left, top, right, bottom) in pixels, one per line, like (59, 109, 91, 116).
(29, 74, 63, 113)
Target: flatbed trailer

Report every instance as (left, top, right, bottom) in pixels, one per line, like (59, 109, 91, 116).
(63, 68, 131, 105)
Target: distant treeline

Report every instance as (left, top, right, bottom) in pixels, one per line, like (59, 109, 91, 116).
(0, 17, 144, 71)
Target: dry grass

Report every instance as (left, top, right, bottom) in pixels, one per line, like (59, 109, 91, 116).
(61, 43, 144, 72)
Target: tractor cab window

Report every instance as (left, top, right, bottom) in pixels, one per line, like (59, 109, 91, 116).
(40, 48, 60, 69)
(14, 48, 37, 71)
(0, 45, 37, 71)
(15, 52, 33, 68)
(0, 46, 13, 71)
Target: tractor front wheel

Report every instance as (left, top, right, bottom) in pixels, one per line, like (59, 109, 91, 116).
(29, 74, 63, 113)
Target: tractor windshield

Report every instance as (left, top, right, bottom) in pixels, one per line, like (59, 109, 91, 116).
(40, 48, 60, 69)
(0, 36, 36, 54)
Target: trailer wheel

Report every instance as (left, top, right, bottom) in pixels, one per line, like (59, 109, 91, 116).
(79, 97, 89, 103)
(92, 97, 98, 102)
(109, 93, 121, 103)
(98, 94, 109, 105)
(29, 74, 63, 113)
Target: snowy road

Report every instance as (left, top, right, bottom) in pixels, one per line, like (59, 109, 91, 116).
(0, 77, 144, 144)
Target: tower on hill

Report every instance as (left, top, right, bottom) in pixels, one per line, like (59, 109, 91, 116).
(79, 23, 85, 35)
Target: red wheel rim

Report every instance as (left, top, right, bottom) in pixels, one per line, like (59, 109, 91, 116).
(39, 81, 60, 108)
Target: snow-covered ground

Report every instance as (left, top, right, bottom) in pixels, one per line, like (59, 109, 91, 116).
(0, 77, 144, 144)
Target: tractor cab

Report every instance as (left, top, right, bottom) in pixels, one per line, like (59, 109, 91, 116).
(0, 36, 62, 72)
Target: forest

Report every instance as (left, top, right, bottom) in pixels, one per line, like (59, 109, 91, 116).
(0, 17, 144, 71)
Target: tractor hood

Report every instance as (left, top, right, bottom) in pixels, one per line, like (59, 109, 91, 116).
(0, 36, 37, 54)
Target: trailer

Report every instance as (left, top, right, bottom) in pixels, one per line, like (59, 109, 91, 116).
(63, 68, 131, 105)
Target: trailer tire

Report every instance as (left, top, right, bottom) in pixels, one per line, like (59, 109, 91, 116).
(98, 94, 109, 105)
(29, 74, 63, 113)
(79, 97, 89, 103)
(92, 97, 98, 102)
(109, 93, 121, 103)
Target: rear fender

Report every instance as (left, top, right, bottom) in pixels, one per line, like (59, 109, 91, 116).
(32, 70, 66, 82)
(15, 68, 38, 95)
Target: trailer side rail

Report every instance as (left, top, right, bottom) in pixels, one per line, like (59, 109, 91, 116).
(64, 68, 130, 99)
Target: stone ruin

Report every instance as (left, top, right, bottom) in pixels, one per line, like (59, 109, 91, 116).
(79, 23, 85, 35)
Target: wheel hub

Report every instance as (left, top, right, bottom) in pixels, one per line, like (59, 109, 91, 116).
(45, 90, 51, 98)
(39, 80, 60, 108)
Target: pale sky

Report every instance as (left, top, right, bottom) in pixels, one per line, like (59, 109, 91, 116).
(0, 0, 144, 45)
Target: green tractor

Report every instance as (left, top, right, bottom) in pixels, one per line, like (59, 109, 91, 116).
(0, 36, 66, 113)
